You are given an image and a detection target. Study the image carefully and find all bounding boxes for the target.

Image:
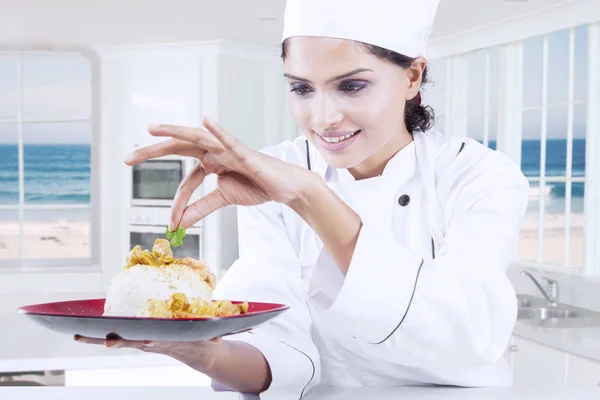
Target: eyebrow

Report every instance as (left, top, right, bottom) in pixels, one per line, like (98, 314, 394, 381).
(283, 68, 373, 84)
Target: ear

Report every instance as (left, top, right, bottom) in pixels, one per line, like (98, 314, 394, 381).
(405, 56, 427, 101)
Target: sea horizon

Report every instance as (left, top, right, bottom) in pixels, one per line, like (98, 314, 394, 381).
(0, 139, 587, 217)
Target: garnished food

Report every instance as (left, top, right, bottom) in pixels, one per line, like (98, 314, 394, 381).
(139, 293, 249, 318)
(103, 239, 245, 318)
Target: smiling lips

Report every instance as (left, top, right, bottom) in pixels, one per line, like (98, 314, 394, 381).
(316, 129, 361, 152)
(319, 130, 361, 143)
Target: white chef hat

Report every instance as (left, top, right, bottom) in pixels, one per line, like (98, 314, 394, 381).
(282, 0, 441, 58)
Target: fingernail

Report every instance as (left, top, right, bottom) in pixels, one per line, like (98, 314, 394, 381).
(123, 153, 135, 164)
(143, 341, 155, 347)
(204, 116, 216, 126)
(148, 123, 160, 130)
(106, 333, 121, 340)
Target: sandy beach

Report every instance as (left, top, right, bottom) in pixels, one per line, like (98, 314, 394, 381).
(0, 220, 90, 260)
(519, 211, 584, 269)
(0, 209, 585, 269)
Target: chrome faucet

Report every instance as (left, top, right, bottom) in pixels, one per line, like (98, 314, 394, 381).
(521, 271, 559, 307)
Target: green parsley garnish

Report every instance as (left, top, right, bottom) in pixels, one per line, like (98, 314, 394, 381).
(165, 225, 186, 248)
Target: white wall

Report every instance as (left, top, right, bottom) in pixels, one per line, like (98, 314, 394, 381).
(210, 47, 296, 276)
(95, 45, 207, 289)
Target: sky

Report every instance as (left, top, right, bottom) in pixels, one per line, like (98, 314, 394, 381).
(0, 53, 92, 144)
(445, 25, 588, 140)
(0, 25, 590, 144)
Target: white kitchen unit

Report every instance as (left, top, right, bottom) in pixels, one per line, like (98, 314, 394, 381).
(506, 334, 600, 387)
(96, 40, 299, 288)
(509, 336, 568, 387)
(64, 365, 211, 387)
(567, 353, 600, 387)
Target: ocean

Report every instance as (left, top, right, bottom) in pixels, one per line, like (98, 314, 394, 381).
(0, 140, 587, 217)
(0, 144, 91, 222)
(490, 139, 586, 214)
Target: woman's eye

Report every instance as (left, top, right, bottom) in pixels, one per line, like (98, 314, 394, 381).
(290, 83, 313, 96)
(339, 80, 368, 93)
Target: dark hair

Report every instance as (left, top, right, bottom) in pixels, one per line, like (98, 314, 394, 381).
(281, 40, 435, 133)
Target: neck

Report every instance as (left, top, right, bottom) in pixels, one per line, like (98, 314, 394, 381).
(348, 130, 414, 180)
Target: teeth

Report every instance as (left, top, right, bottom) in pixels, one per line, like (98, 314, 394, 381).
(322, 131, 357, 143)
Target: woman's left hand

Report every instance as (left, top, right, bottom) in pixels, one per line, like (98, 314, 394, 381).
(124, 117, 318, 230)
(73, 334, 223, 370)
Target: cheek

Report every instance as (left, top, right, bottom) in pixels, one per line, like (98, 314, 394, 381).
(288, 97, 311, 128)
(344, 90, 403, 130)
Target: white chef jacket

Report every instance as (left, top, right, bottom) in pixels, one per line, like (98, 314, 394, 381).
(213, 128, 530, 400)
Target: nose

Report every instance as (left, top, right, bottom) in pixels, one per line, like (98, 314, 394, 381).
(311, 93, 343, 133)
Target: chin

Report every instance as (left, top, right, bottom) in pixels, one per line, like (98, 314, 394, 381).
(309, 134, 366, 169)
(320, 152, 364, 170)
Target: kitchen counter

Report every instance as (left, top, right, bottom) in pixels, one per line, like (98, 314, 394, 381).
(1, 385, 600, 400)
(3, 291, 600, 373)
(0, 311, 182, 374)
(0, 292, 182, 373)
(513, 320, 600, 363)
(305, 386, 600, 400)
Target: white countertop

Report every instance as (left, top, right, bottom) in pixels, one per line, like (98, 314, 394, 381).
(3, 291, 600, 373)
(1, 386, 600, 400)
(305, 386, 600, 400)
(0, 292, 181, 373)
(513, 320, 600, 363)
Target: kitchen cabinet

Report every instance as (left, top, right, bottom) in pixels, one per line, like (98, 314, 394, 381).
(566, 354, 600, 386)
(98, 41, 299, 285)
(510, 336, 566, 387)
(65, 365, 211, 386)
(508, 336, 600, 387)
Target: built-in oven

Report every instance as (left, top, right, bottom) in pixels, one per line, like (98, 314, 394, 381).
(128, 207, 203, 260)
(130, 156, 199, 207)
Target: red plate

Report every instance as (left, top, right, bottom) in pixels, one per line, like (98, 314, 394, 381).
(18, 299, 289, 342)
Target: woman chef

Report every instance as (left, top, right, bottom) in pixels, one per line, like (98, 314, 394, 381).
(76, 0, 529, 398)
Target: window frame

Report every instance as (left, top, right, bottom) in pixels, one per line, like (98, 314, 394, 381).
(465, 47, 499, 149)
(434, 20, 600, 276)
(583, 22, 600, 276)
(518, 29, 586, 270)
(0, 49, 101, 274)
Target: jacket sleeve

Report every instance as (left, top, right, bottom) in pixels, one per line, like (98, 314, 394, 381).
(321, 151, 529, 367)
(212, 200, 320, 400)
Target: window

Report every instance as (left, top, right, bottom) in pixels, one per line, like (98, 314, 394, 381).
(0, 52, 95, 269)
(442, 21, 599, 275)
(518, 26, 588, 270)
(467, 46, 500, 150)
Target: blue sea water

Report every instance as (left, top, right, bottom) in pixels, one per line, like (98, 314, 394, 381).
(0, 144, 90, 205)
(0, 140, 587, 213)
(492, 139, 585, 210)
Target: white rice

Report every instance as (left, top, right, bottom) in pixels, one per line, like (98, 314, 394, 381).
(103, 264, 214, 317)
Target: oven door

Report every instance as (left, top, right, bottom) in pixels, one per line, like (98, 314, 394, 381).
(129, 225, 202, 260)
(131, 158, 185, 207)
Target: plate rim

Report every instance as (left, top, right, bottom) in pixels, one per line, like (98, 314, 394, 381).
(17, 298, 290, 322)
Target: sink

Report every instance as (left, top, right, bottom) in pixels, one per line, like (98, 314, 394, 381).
(517, 296, 534, 308)
(518, 306, 579, 320)
(516, 294, 600, 329)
